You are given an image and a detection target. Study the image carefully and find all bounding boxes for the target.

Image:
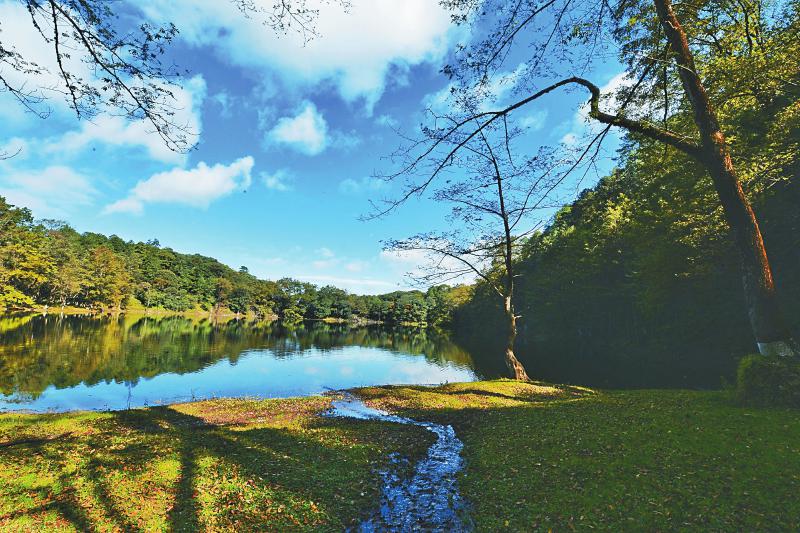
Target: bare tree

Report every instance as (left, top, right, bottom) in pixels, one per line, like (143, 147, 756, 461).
(429, 0, 798, 356)
(382, 105, 580, 379)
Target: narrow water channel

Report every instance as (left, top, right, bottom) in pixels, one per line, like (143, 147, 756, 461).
(325, 393, 472, 532)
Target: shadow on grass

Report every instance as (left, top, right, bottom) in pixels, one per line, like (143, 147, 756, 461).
(0, 403, 427, 532)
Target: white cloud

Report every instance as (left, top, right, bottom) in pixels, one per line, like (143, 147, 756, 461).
(423, 62, 529, 115)
(331, 130, 362, 151)
(268, 101, 328, 155)
(518, 109, 548, 131)
(296, 274, 397, 295)
(262, 170, 292, 191)
(339, 176, 386, 195)
(105, 156, 254, 214)
(311, 247, 338, 269)
(345, 260, 369, 273)
(46, 76, 205, 165)
(560, 71, 629, 144)
(0, 166, 96, 217)
(380, 247, 477, 285)
(212, 91, 234, 118)
(0, 2, 92, 123)
(135, 0, 455, 110)
(375, 114, 399, 128)
(0, 3, 206, 162)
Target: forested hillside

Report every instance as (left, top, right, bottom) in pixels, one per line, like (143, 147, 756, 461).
(454, 1, 800, 388)
(0, 200, 468, 324)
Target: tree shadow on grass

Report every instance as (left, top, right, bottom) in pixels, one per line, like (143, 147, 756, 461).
(1, 401, 433, 531)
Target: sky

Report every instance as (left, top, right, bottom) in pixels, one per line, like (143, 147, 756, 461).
(0, 0, 624, 294)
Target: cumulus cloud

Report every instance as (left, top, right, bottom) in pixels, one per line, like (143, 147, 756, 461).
(262, 170, 292, 191)
(268, 102, 328, 155)
(105, 156, 254, 214)
(47, 76, 206, 165)
(135, 0, 454, 110)
(339, 176, 386, 195)
(0, 3, 206, 161)
(0, 166, 96, 217)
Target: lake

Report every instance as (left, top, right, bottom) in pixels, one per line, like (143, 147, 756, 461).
(0, 314, 480, 412)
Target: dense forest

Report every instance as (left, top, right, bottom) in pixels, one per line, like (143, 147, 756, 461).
(453, 1, 800, 388)
(0, 201, 468, 325)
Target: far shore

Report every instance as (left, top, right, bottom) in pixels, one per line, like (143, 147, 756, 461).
(3, 307, 430, 327)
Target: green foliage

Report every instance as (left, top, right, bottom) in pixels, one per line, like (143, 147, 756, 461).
(0, 286, 35, 311)
(736, 355, 800, 407)
(0, 197, 467, 324)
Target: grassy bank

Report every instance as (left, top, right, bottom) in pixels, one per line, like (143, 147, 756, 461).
(1, 381, 799, 531)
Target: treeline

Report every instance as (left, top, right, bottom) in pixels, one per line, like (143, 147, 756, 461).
(0, 201, 468, 325)
(454, 5, 800, 388)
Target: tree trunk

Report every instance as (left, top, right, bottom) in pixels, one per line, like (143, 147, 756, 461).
(654, 0, 797, 356)
(504, 296, 530, 380)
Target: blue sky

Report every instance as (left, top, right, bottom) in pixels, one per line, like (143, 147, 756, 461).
(0, 0, 624, 294)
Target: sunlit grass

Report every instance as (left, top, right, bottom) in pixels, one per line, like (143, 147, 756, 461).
(1, 381, 799, 531)
(0, 396, 431, 532)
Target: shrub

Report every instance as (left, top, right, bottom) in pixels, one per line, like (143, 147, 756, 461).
(736, 354, 800, 407)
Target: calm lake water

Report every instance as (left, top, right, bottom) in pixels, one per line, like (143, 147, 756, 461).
(0, 315, 479, 412)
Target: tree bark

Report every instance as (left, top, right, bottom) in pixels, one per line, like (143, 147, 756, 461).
(504, 295, 531, 380)
(493, 152, 533, 380)
(654, 0, 797, 356)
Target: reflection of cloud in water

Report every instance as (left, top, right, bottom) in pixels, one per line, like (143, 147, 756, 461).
(1, 345, 478, 412)
(393, 361, 471, 384)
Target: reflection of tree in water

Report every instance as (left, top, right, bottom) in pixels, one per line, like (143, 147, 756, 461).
(0, 316, 476, 398)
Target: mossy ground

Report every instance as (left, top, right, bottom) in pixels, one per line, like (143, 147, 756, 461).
(2, 380, 799, 531)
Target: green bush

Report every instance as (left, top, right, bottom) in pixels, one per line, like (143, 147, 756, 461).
(736, 354, 800, 407)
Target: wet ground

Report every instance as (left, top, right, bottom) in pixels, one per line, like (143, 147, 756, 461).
(325, 393, 472, 532)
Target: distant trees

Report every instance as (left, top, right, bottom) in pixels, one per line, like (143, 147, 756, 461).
(0, 196, 465, 324)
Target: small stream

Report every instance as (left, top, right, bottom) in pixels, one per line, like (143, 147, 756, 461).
(325, 393, 472, 532)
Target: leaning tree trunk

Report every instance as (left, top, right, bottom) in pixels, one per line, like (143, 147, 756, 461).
(654, 0, 797, 356)
(504, 295, 531, 380)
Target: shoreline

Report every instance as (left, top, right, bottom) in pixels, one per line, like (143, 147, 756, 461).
(2, 308, 433, 328)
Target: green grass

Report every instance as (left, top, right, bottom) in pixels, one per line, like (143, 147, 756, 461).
(2, 381, 799, 531)
(0, 396, 432, 532)
(355, 381, 800, 531)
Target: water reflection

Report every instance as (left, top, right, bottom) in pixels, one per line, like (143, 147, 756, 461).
(0, 315, 478, 412)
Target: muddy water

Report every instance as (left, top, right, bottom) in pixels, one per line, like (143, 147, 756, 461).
(325, 393, 472, 532)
